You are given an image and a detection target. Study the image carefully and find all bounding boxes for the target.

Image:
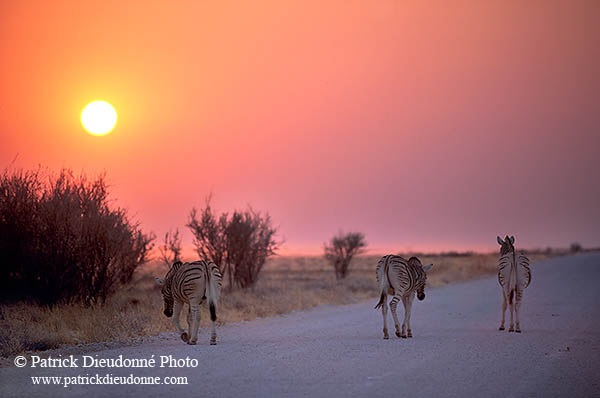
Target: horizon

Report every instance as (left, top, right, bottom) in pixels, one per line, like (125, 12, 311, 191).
(2, 1, 599, 253)
(178, 243, 580, 259)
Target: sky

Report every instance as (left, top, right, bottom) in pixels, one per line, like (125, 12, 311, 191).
(1, 0, 599, 254)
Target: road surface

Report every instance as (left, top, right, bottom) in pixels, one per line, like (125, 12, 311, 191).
(2, 253, 599, 397)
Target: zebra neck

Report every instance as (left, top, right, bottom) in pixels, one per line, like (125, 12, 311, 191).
(165, 263, 184, 286)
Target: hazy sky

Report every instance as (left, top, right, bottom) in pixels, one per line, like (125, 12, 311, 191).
(1, 1, 599, 254)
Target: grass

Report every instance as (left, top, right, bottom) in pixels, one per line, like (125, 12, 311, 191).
(0, 252, 555, 358)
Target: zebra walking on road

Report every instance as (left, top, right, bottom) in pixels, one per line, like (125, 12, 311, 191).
(375, 255, 433, 339)
(156, 260, 222, 345)
(497, 235, 531, 333)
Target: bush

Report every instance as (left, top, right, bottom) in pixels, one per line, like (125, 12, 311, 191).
(186, 197, 280, 289)
(570, 242, 582, 253)
(158, 228, 182, 268)
(324, 232, 367, 279)
(0, 167, 154, 306)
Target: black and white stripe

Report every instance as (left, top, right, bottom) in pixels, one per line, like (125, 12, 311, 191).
(156, 260, 222, 345)
(374, 255, 433, 339)
(496, 235, 531, 333)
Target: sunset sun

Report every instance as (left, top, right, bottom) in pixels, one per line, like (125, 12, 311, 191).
(81, 100, 117, 136)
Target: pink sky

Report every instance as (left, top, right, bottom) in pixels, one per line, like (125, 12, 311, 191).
(1, 1, 599, 254)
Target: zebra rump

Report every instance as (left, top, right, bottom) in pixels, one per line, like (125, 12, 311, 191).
(498, 252, 531, 294)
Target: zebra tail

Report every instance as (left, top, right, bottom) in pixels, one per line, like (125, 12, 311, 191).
(209, 303, 216, 322)
(207, 266, 221, 322)
(375, 258, 389, 309)
(374, 292, 386, 309)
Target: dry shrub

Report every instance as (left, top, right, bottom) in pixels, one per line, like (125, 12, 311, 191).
(323, 232, 367, 279)
(187, 197, 281, 289)
(570, 242, 582, 253)
(0, 167, 154, 306)
(158, 228, 182, 267)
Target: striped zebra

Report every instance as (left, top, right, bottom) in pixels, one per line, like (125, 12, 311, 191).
(156, 260, 222, 345)
(497, 236, 531, 333)
(374, 255, 433, 339)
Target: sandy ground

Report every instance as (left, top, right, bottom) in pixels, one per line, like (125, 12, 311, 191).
(1, 253, 599, 397)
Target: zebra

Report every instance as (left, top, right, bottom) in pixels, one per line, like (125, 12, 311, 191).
(156, 260, 222, 345)
(374, 255, 433, 339)
(497, 235, 531, 333)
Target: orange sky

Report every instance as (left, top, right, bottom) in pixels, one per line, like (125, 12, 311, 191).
(1, 1, 599, 254)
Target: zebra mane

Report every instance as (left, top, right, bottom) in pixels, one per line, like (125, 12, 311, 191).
(407, 257, 421, 266)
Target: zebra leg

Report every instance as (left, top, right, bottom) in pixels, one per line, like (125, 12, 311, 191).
(188, 302, 200, 345)
(508, 291, 515, 332)
(515, 290, 523, 333)
(381, 295, 389, 339)
(389, 296, 401, 338)
(173, 301, 188, 343)
(406, 293, 415, 338)
(187, 306, 193, 333)
(499, 293, 507, 331)
(399, 296, 408, 338)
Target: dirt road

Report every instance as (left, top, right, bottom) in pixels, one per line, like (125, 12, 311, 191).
(2, 253, 599, 397)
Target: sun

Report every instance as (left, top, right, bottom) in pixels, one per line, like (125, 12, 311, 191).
(81, 100, 117, 136)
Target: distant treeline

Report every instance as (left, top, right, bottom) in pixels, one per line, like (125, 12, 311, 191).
(397, 245, 594, 258)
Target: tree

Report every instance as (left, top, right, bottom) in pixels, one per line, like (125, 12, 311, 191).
(186, 197, 281, 289)
(158, 228, 182, 268)
(324, 232, 367, 279)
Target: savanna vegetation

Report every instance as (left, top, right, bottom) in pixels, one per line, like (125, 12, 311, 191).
(1, 252, 559, 358)
(0, 166, 569, 359)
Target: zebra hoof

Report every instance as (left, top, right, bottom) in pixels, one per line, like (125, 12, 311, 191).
(395, 331, 401, 338)
(400, 334, 407, 339)
(407, 333, 413, 338)
(508, 328, 514, 333)
(515, 329, 521, 333)
(188, 338, 197, 345)
(180, 333, 189, 343)
(383, 334, 389, 340)
(499, 326, 505, 331)
(210, 340, 217, 346)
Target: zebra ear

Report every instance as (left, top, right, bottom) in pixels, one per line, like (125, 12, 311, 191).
(423, 264, 433, 272)
(497, 236, 504, 245)
(509, 236, 515, 244)
(155, 277, 164, 286)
